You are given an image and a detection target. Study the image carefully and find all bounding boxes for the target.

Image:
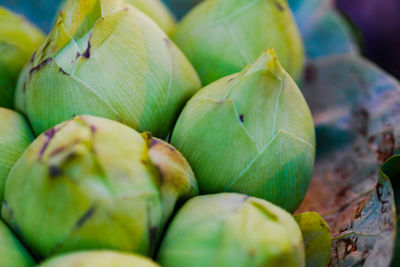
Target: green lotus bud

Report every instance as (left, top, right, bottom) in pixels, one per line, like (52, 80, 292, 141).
(157, 193, 305, 267)
(0, 108, 33, 207)
(0, 220, 35, 267)
(16, 0, 201, 137)
(39, 250, 159, 267)
(171, 49, 315, 212)
(2, 115, 198, 258)
(0, 7, 44, 108)
(173, 0, 304, 85)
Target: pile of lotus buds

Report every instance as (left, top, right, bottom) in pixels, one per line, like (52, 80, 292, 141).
(0, 0, 333, 266)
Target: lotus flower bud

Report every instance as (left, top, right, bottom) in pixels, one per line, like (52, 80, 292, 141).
(39, 251, 159, 267)
(2, 115, 198, 258)
(157, 193, 305, 267)
(0, 220, 35, 267)
(0, 7, 44, 108)
(0, 108, 33, 207)
(16, 0, 201, 137)
(171, 50, 315, 212)
(173, 0, 304, 85)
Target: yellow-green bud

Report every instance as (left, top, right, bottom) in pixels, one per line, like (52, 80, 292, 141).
(2, 115, 198, 258)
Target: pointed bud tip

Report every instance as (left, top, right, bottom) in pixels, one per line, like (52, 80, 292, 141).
(246, 49, 284, 78)
(55, 10, 65, 25)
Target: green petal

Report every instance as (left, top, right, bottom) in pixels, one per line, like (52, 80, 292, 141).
(294, 212, 331, 267)
(172, 97, 258, 193)
(0, 108, 33, 206)
(24, 59, 122, 135)
(225, 130, 314, 212)
(0, 220, 35, 267)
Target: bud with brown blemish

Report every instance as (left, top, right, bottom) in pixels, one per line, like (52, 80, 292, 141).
(0, 108, 33, 209)
(15, 0, 201, 137)
(172, 0, 304, 85)
(157, 193, 305, 267)
(171, 50, 315, 212)
(38, 250, 159, 267)
(0, 7, 44, 108)
(2, 115, 198, 258)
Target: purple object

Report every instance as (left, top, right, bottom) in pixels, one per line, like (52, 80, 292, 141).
(336, 0, 400, 78)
